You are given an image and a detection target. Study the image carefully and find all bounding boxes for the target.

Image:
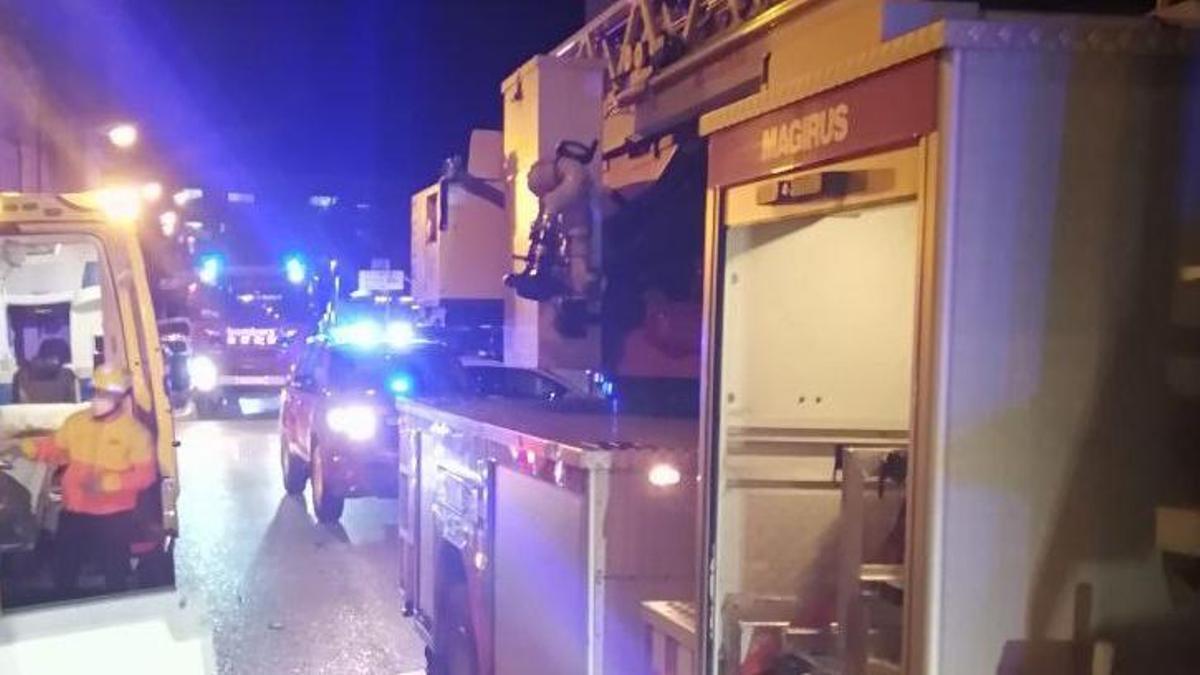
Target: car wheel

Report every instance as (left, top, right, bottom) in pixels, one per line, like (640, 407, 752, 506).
(310, 445, 344, 523)
(280, 436, 308, 496)
(432, 582, 477, 675)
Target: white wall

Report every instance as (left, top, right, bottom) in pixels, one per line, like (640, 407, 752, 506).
(933, 47, 1200, 674)
(722, 201, 919, 431)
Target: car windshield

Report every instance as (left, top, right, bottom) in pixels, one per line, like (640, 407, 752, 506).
(328, 344, 466, 397)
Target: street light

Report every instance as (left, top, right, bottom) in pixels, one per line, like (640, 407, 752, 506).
(106, 123, 139, 149)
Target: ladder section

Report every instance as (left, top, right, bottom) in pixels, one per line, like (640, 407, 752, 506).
(553, 0, 795, 107)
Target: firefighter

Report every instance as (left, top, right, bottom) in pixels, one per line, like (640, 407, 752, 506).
(1, 365, 156, 595)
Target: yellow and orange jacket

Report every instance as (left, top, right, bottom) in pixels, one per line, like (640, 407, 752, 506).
(21, 409, 156, 515)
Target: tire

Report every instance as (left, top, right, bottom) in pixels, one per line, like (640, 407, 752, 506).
(431, 582, 478, 675)
(281, 436, 308, 496)
(310, 445, 344, 523)
(195, 397, 217, 419)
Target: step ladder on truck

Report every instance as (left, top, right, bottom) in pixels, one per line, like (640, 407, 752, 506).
(0, 191, 213, 674)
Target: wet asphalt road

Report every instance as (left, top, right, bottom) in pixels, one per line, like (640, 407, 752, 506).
(173, 418, 426, 675)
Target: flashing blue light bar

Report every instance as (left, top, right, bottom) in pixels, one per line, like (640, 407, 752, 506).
(198, 255, 222, 285)
(331, 320, 382, 347)
(389, 374, 413, 396)
(285, 256, 307, 285)
(329, 319, 416, 350)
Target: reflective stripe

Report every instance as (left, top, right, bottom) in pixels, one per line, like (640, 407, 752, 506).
(24, 409, 156, 515)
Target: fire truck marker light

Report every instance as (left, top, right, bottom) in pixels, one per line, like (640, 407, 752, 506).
(474, 551, 488, 571)
(648, 463, 681, 488)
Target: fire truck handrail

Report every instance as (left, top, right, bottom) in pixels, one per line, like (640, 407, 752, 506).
(398, 398, 697, 471)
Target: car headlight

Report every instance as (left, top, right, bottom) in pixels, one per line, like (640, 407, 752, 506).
(326, 405, 378, 442)
(188, 355, 219, 392)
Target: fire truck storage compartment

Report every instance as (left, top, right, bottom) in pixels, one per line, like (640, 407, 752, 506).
(396, 399, 696, 675)
(494, 464, 587, 675)
(708, 142, 923, 673)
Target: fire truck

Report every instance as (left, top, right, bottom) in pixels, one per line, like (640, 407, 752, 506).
(186, 254, 317, 417)
(396, 2, 1199, 675)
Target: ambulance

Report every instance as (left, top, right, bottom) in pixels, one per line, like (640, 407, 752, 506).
(0, 190, 210, 674)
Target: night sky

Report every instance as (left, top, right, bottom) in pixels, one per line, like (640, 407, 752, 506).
(3, 0, 584, 265)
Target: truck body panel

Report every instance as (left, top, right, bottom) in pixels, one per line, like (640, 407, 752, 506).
(397, 398, 696, 675)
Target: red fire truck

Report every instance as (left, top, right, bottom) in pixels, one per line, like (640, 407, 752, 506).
(398, 2, 1200, 675)
(186, 257, 316, 417)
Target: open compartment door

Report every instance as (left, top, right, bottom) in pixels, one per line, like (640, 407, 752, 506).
(706, 146, 924, 674)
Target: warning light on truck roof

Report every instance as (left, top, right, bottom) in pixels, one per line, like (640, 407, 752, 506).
(285, 256, 307, 285)
(330, 320, 416, 350)
(198, 254, 222, 286)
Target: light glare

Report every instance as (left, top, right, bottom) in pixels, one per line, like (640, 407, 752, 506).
(648, 463, 682, 488)
(188, 355, 219, 392)
(285, 256, 307, 285)
(107, 123, 138, 149)
(96, 186, 142, 223)
(331, 320, 382, 348)
(385, 321, 415, 348)
(141, 182, 163, 202)
(159, 210, 178, 236)
(326, 405, 377, 441)
(198, 255, 222, 285)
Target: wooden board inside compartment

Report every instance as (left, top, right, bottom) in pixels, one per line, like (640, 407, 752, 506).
(720, 198, 919, 431)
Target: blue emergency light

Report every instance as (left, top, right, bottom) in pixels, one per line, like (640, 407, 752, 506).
(330, 319, 416, 349)
(388, 374, 413, 396)
(198, 254, 223, 285)
(330, 320, 382, 347)
(285, 255, 307, 285)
